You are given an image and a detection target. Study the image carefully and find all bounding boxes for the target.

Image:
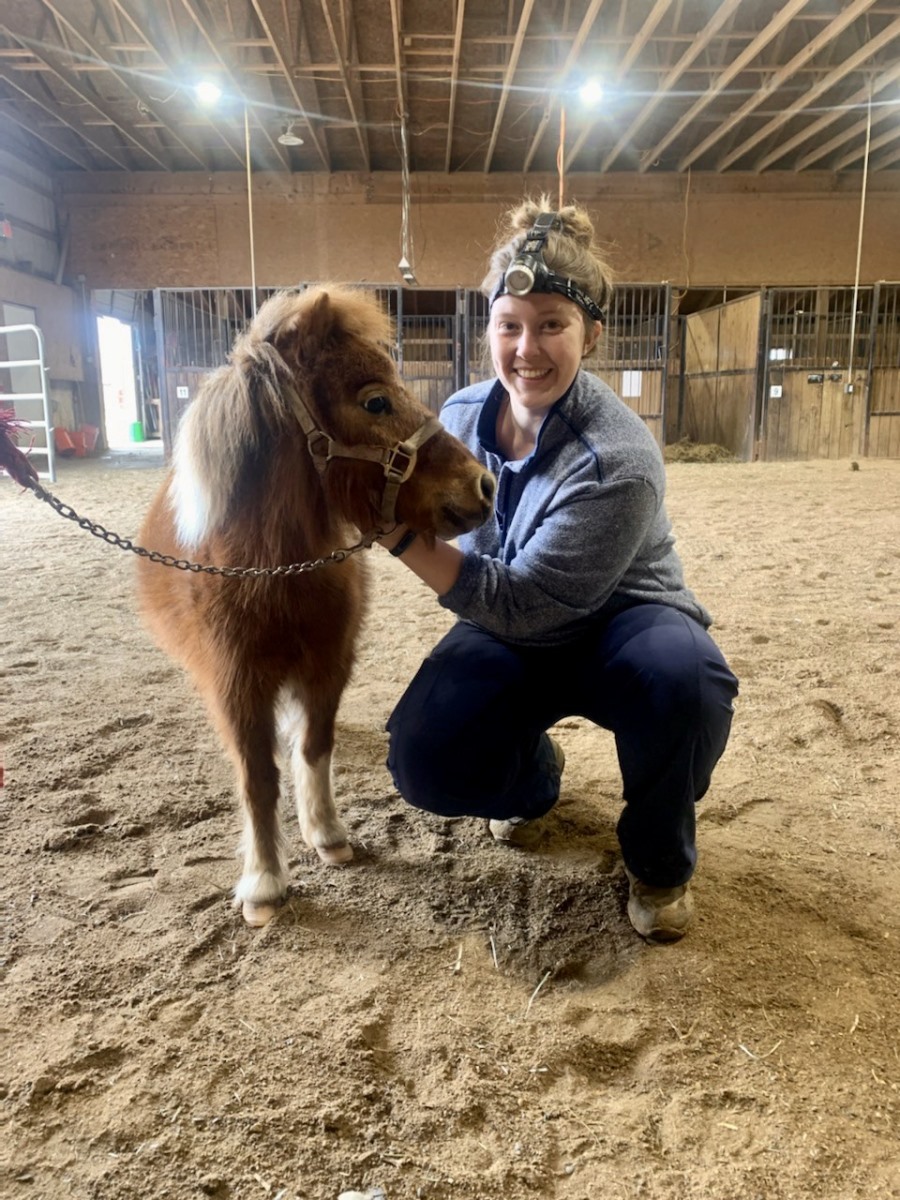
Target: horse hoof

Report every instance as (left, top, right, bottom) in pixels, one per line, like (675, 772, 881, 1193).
(242, 900, 279, 927)
(316, 842, 354, 865)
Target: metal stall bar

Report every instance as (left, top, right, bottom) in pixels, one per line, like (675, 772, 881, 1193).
(0, 323, 56, 481)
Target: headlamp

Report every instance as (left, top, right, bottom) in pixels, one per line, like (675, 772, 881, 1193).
(491, 211, 605, 323)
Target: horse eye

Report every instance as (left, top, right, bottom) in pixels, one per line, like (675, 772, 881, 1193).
(362, 394, 391, 414)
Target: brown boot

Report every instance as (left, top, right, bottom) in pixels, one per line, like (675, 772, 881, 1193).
(625, 867, 694, 943)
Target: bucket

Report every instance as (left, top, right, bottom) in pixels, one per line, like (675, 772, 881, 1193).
(129, 421, 145, 443)
(79, 424, 100, 453)
(54, 427, 76, 456)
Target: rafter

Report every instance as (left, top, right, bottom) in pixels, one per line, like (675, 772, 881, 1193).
(679, 0, 879, 172)
(318, 0, 369, 170)
(868, 139, 900, 171)
(482, 0, 537, 173)
(0, 85, 94, 167)
(565, 0, 672, 171)
(756, 60, 900, 171)
(250, 0, 330, 168)
(637, 0, 814, 173)
(2, 26, 172, 169)
(831, 121, 900, 172)
(443, 0, 466, 173)
(714, 12, 900, 172)
(521, 0, 605, 175)
(37, 0, 211, 169)
(599, 0, 742, 172)
(0, 61, 129, 167)
(175, 0, 290, 169)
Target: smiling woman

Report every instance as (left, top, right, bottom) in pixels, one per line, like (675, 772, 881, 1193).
(381, 196, 739, 945)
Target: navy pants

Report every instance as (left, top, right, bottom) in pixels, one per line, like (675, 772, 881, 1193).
(386, 604, 738, 887)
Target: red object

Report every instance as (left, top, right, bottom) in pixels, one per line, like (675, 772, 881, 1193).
(54, 427, 76, 456)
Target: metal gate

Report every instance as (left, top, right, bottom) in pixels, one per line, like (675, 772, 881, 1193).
(867, 283, 900, 457)
(461, 284, 672, 445)
(600, 285, 671, 447)
(760, 287, 870, 460)
(152, 285, 400, 453)
(0, 322, 55, 481)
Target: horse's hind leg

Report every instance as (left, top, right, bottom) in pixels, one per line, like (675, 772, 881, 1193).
(278, 685, 353, 865)
(203, 681, 288, 926)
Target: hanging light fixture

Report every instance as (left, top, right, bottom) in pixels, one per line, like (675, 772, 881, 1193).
(278, 121, 304, 146)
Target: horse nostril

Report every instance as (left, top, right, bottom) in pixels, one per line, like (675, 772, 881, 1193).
(480, 473, 496, 503)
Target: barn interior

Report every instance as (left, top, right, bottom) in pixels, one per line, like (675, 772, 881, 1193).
(1, 0, 899, 476)
(3, 9, 900, 1200)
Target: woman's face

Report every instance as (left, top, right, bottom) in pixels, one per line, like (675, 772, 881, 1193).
(489, 291, 599, 416)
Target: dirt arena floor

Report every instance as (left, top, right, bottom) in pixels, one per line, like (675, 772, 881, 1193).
(2, 449, 899, 1200)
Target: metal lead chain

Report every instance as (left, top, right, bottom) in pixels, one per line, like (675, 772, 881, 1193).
(24, 479, 379, 576)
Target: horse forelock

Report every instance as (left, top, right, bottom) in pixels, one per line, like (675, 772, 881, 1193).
(246, 286, 394, 361)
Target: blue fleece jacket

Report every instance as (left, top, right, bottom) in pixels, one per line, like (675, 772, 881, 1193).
(437, 371, 711, 645)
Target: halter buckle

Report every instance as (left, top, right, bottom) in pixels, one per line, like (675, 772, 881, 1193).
(383, 442, 417, 484)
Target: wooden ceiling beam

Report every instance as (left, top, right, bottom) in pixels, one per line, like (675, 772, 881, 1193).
(317, 0, 369, 170)
(482, 0, 537, 173)
(868, 139, 900, 170)
(680, 0, 879, 172)
(175, 0, 291, 169)
(0, 87, 94, 168)
(637, 0, 814, 173)
(44, 0, 212, 169)
(715, 11, 900, 171)
(521, 0, 606, 175)
(249, 0, 330, 168)
(565, 0, 672, 171)
(0, 61, 128, 166)
(443, 0, 466, 172)
(766, 60, 900, 171)
(1, 26, 173, 169)
(831, 121, 900, 171)
(599, 0, 743, 172)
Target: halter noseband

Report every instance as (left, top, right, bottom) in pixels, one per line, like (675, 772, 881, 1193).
(286, 384, 442, 534)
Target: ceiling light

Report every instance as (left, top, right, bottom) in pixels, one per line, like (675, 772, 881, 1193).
(578, 79, 604, 107)
(278, 122, 304, 146)
(194, 80, 223, 107)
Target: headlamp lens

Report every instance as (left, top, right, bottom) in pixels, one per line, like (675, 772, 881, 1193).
(504, 261, 537, 296)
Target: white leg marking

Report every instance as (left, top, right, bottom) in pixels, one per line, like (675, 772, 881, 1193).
(277, 693, 352, 865)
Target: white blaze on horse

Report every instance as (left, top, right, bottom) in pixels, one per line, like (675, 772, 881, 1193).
(137, 286, 494, 927)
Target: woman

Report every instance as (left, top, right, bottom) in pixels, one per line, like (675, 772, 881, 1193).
(379, 198, 738, 943)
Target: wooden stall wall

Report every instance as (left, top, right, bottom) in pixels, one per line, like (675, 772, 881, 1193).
(681, 294, 762, 460)
(761, 288, 868, 461)
(867, 283, 900, 458)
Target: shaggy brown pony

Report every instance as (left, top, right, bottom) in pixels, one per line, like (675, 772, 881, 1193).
(137, 286, 494, 926)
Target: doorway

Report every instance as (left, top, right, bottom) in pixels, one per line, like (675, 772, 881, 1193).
(96, 315, 141, 449)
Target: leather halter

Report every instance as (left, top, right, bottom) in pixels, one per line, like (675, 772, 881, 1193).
(286, 383, 443, 534)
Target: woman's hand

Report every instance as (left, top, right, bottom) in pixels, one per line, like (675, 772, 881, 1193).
(378, 524, 464, 597)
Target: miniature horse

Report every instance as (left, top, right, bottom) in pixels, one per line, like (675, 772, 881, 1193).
(137, 286, 494, 926)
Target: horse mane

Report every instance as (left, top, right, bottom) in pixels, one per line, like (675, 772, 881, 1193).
(170, 285, 393, 548)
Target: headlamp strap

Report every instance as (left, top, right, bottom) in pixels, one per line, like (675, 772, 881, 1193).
(522, 211, 561, 254)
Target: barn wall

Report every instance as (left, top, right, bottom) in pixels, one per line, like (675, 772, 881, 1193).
(0, 266, 98, 435)
(56, 171, 900, 292)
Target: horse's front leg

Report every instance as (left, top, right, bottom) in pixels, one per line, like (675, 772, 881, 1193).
(205, 685, 288, 926)
(278, 689, 353, 865)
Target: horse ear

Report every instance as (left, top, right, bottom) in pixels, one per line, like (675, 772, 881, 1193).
(286, 290, 336, 363)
